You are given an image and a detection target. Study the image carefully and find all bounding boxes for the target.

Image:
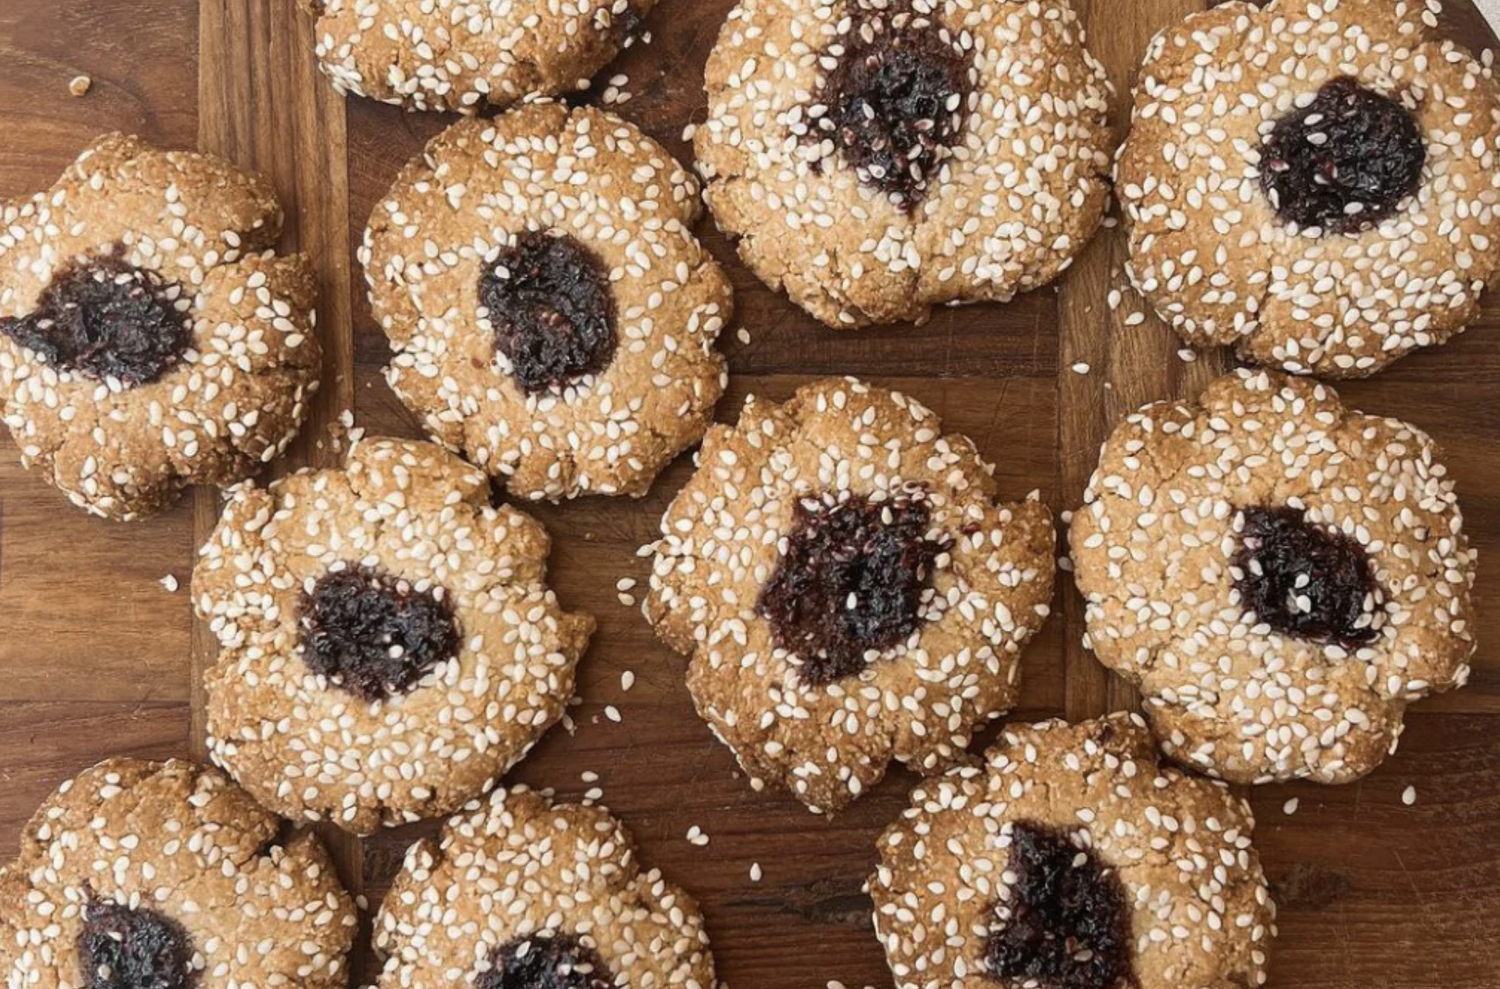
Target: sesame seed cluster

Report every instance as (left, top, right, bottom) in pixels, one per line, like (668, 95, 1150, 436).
(307, 0, 656, 113)
(372, 785, 717, 989)
(1071, 369, 1476, 785)
(363, 101, 732, 501)
(871, 714, 1276, 989)
(0, 134, 322, 520)
(1118, 0, 1500, 376)
(646, 377, 1057, 814)
(0, 758, 358, 989)
(194, 437, 595, 835)
(693, 0, 1114, 327)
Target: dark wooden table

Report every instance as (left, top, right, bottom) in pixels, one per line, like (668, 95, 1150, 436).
(3, 2, 1499, 986)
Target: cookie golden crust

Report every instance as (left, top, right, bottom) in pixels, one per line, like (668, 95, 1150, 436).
(194, 437, 595, 835)
(1071, 369, 1476, 785)
(0, 134, 321, 521)
(693, 0, 1113, 328)
(373, 785, 718, 989)
(363, 102, 731, 501)
(1117, 0, 1500, 377)
(871, 714, 1276, 989)
(0, 758, 357, 989)
(307, 0, 656, 113)
(646, 378, 1056, 814)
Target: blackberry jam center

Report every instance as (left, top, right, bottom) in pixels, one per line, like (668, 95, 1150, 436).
(984, 822, 1136, 989)
(474, 931, 613, 989)
(808, 2, 971, 210)
(758, 493, 946, 685)
(479, 232, 617, 394)
(78, 901, 194, 989)
(1233, 505, 1380, 649)
(0, 252, 190, 386)
(298, 566, 460, 702)
(1260, 77, 1426, 234)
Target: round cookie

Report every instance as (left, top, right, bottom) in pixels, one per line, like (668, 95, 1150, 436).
(646, 377, 1056, 814)
(693, 0, 1113, 328)
(1117, 0, 1500, 377)
(372, 785, 717, 989)
(194, 436, 594, 834)
(306, 0, 657, 113)
(1071, 369, 1477, 785)
(363, 101, 731, 501)
(0, 134, 321, 520)
(0, 757, 357, 989)
(871, 713, 1276, 989)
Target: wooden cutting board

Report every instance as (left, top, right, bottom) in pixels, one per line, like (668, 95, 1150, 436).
(2, 1, 1498, 986)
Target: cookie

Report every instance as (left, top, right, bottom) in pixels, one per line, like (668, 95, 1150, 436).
(363, 101, 731, 501)
(0, 757, 357, 989)
(693, 0, 1113, 328)
(372, 785, 717, 989)
(871, 713, 1276, 989)
(646, 377, 1056, 814)
(1117, 0, 1500, 377)
(306, 0, 655, 112)
(0, 134, 321, 520)
(194, 435, 595, 835)
(1070, 369, 1476, 784)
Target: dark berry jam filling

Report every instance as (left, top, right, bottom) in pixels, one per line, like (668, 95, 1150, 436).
(805, 1, 971, 210)
(479, 232, 617, 394)
(298, 566, 461, 702)
(1233, 505, 1381, 649)
(985, 822, 1136, 989)
(77, 900, 194, 989)
(474, 931, 613, 989)
(1260, 77, 1426, 234)
(0, 252, 190, 387)
(758, 492, 948, 685)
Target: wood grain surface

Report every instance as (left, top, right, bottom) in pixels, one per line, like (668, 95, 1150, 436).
(2, 1, 1499, 987)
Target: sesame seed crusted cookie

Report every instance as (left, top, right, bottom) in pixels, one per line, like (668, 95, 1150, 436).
(193, 436, 595, 835)
(1071, 369, 1477, 785)
(306, 0, 656, 113)
(372, 785, 717, 989)
(0, 134, 321, 520)
(363, 101, 731, 501)
(0, 757, 357, 989)
(1117, 0, 1500, 377)
(871, 713, 1276, 989)
(693, 0, 1114, 328)
(645, 377, 1056, 814)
